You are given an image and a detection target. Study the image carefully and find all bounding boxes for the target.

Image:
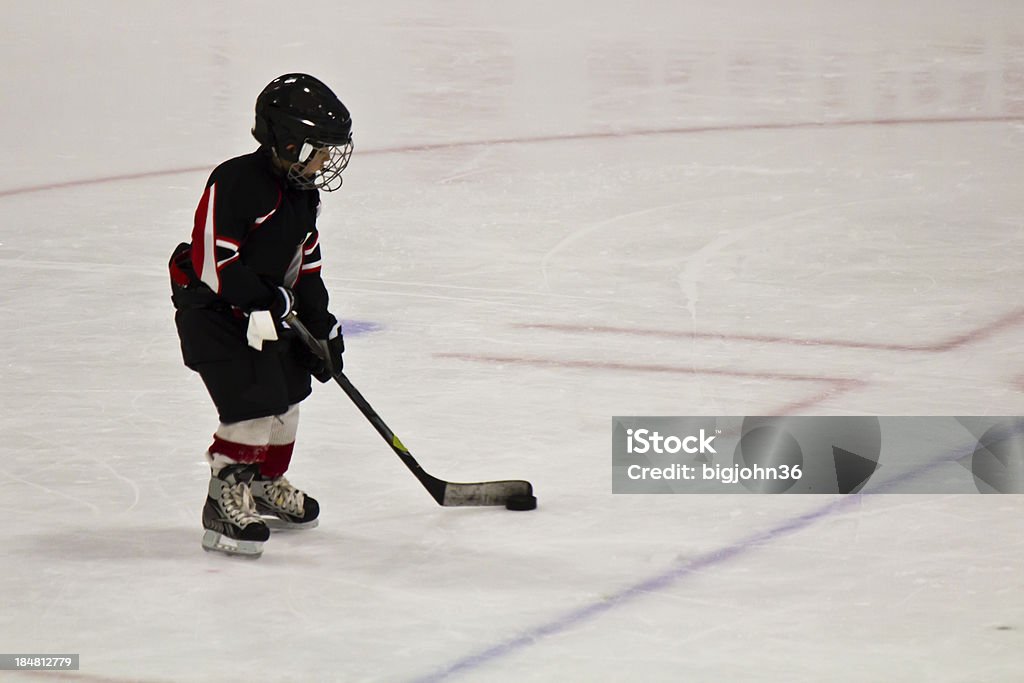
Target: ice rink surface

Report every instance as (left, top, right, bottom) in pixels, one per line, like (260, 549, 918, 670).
(2, 1, 1024, 681)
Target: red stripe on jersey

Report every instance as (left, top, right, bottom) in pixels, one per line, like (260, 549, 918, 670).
(190, 183, 211, 281)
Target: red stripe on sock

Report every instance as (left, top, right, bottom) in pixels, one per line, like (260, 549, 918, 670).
(259, 443, 294, 479)
(210, 436, 270, 463)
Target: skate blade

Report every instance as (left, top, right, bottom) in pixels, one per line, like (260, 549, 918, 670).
(201, 530, 264, 557)
(263, 516, 319, 530)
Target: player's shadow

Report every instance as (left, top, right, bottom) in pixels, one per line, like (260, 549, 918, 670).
(17, 526, 211, 562)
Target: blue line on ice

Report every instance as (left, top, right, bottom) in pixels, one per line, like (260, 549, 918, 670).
(412, 435, 992, 682)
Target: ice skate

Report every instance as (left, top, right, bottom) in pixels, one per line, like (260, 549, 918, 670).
(201, 464, 270, 557)
(251, 474, 320, 529)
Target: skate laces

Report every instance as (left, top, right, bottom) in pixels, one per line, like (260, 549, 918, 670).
(222, 480, 263, 526)
(261, 476, 305, 516)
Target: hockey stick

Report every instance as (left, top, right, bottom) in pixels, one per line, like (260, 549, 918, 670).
(284, 313, 534, 506)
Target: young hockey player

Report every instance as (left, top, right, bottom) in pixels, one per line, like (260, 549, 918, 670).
(168, 73, 352, 557)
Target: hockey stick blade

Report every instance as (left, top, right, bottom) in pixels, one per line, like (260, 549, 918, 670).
(441, 479, 534, 507)
(393, 442, 534, 506)
(284, 313, 534, 507)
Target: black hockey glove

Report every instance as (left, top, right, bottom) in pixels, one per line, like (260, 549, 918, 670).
(311, 323, 345, 382)
(269, 286, 296, 333)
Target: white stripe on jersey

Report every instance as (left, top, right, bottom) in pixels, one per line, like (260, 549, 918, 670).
(300, 259, 322, 271)
(254, 206, 278, 225)
(200, 183, 219, 293)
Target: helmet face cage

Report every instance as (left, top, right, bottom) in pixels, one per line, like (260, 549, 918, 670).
(285, 138, 353, 192)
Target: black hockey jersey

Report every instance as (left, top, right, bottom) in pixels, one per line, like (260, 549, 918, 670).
(170, 148, 339, 366)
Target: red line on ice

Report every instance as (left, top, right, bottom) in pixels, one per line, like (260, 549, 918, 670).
(516, 307, 1024, 353)
(434, 352, 865, 415)
(1, 115, 1021, 198)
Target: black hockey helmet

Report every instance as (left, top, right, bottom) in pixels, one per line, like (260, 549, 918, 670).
(252, 73, 353, 191)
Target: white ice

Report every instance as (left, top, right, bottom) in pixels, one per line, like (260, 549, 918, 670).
(2, 1, 1023, 681)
